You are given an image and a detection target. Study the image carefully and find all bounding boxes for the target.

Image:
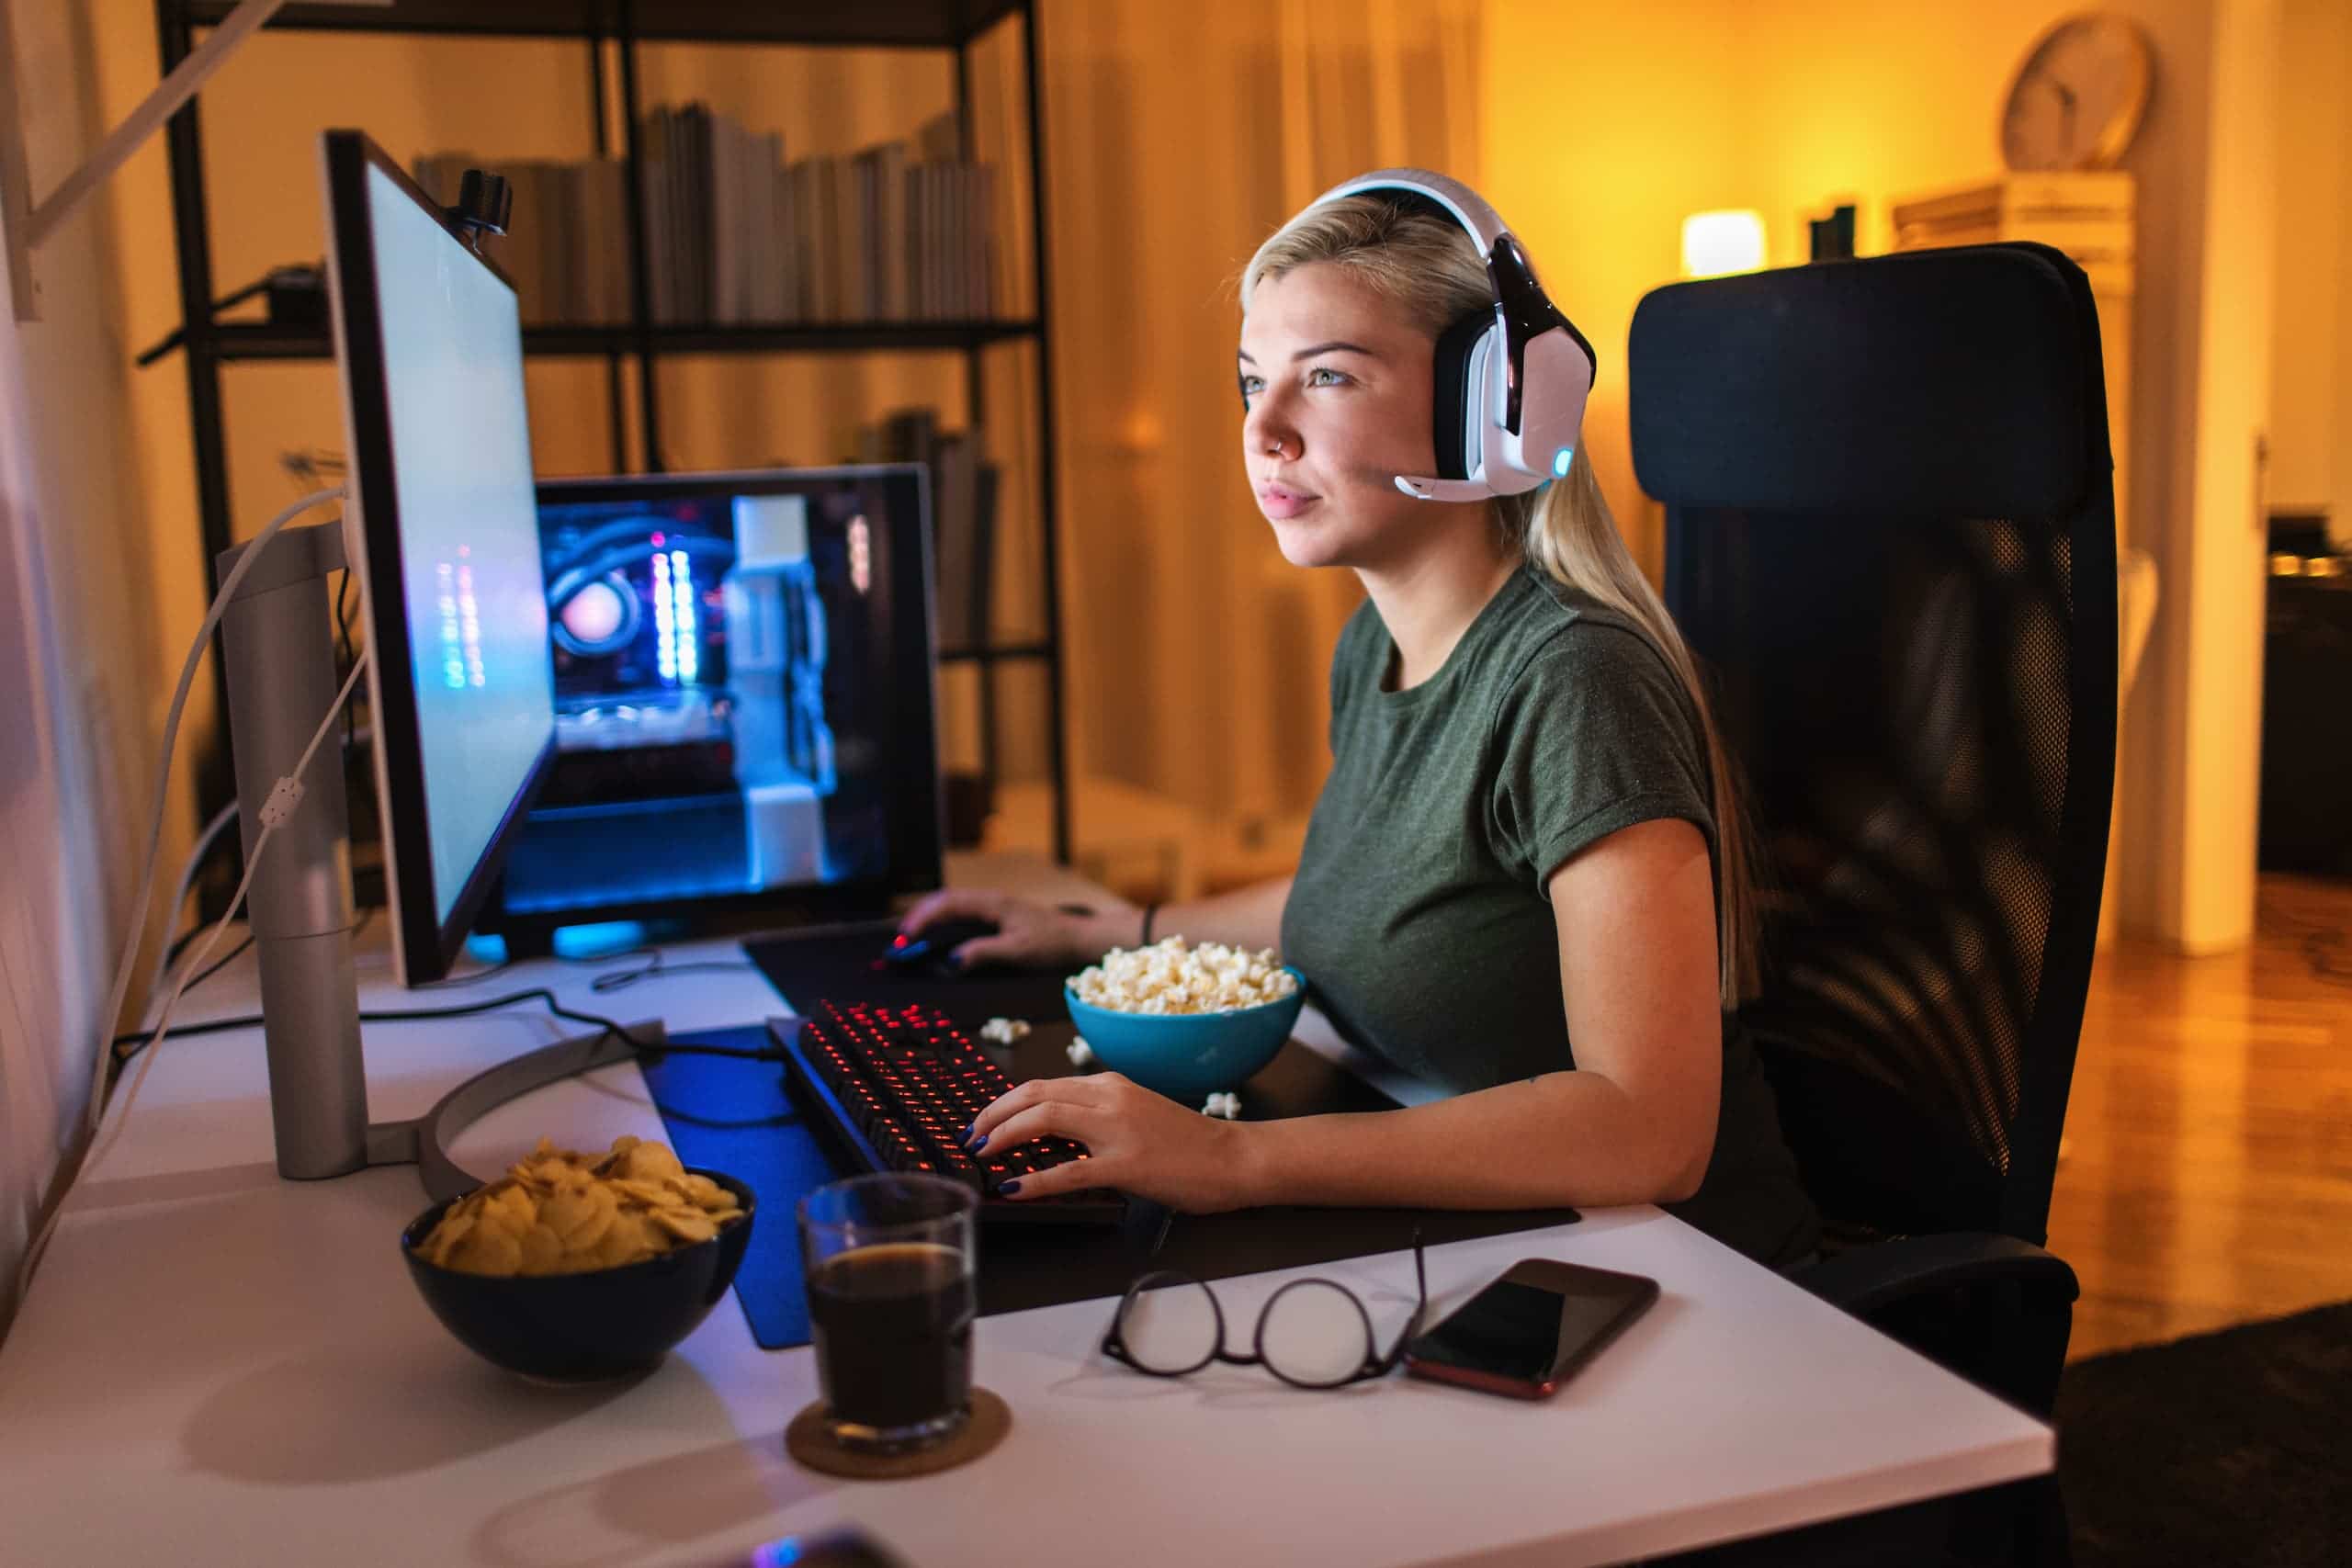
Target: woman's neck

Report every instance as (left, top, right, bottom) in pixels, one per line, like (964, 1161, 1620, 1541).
(1360, 533, 1521, 692)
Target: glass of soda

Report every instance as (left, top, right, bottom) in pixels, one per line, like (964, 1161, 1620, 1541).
(797, 1173, 979, 1452)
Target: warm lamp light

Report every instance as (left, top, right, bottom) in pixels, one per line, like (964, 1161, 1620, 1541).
(1681, 210, 1767, 278)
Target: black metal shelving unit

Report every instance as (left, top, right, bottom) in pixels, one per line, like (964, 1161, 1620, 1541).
(155, 0, 1070, 862)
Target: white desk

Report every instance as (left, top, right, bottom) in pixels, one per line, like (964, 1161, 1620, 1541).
(0, 853, 2049, 1568)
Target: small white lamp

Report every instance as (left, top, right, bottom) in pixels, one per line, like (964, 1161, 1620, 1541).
(1681, 209, 1768, 279)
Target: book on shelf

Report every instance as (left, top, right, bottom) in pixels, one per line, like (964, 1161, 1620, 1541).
(415, 100, 1001, 330)
(857, 406, 999, 652)
(412, 153, 631, 326)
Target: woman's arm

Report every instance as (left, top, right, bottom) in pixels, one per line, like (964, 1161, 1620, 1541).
(898, 874, 1294, 970)
(967, 819, 1721, 1213)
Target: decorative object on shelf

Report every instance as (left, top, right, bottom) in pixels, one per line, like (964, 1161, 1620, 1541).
(1679, 209, 1766, 279)
(1807, 203, 1856, 263)
(2000, 12, 2154, 173)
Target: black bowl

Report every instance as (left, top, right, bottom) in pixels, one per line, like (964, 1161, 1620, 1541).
(401, 1168, 755, 1382)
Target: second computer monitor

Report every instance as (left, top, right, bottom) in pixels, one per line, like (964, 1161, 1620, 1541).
(489, 468, 944, 933)
(322, 129, 557, 986)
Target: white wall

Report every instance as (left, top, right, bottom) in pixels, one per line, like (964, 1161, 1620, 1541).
(1, 0, 165, 1331)
(1490, 0, 2283, 953)
(2077, 0, 2280, 953)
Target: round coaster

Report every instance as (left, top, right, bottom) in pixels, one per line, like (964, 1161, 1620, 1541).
(784, 1388, 1012, 1479)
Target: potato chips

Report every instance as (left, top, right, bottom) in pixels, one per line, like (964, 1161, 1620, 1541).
(413, 1135, 745, 1278)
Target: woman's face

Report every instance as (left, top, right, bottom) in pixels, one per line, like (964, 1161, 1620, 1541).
(1238, 262, 1445, 571)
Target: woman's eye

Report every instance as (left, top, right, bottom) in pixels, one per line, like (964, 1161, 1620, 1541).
(1305, 367, 1350, 388)
(1238, 375, 1264, 400)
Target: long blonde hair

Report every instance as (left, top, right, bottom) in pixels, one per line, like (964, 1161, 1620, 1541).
(1242, 194, 1760, 1006)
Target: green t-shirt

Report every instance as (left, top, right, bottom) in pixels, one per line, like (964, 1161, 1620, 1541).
(1280, 566, 1820, 1269)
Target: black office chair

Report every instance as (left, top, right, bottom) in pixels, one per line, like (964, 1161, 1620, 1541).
(1629, 244, 2116, 1564)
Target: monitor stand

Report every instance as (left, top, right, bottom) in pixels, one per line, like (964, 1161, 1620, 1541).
(218, 520, 662, 1198)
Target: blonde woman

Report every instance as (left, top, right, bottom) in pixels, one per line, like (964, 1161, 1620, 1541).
(908, 173, 1818, 1269)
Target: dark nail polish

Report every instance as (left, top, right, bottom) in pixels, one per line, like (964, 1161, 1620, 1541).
(966, 1134, 989, 1154)
(999, 1179, 1023, 1196)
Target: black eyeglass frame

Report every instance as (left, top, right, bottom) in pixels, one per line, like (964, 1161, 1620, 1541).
(1101, 1231, 1428, 1390)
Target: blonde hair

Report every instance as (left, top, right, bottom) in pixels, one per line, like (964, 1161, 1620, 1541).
(1243, 194, 1761, 1006)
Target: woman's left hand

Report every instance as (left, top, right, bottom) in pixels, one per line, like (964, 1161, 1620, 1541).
(965, 1073, 1255, 1213)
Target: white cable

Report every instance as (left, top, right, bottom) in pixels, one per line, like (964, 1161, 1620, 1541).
(142, 798, 242, 1013)
(17, 649, 368, 1307)
(77, 485, 345, 1146)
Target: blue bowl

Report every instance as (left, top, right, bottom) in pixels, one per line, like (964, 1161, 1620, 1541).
(1064, 971, 1306, 1101)
(401, 1168, 754, 1383)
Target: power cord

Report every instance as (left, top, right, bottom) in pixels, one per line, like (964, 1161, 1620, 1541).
(116, 928, 762, 1059)
(146, 798, 242, 1010)
(21, 627, 358, 1306)
(588, 949, 760, 995)
(75, 485, 345, 1154)
(91, 655, 368, 1159)
(108, 983, 786, 1065)
(119, 908, 379, 1065)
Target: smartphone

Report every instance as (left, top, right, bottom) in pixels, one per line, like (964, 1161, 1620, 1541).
(1401, 1258, 1660, 1399)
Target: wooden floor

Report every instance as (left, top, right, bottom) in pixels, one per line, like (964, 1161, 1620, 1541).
(2050, 873, 2352, 1359)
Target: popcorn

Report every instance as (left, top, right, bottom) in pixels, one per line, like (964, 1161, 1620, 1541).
(1201, 1092, 1242, 1120)
(978, 1017, 1032, 1045)
(1066, 1035, 1096, 1066)
(1069, 935, 1297, 1017)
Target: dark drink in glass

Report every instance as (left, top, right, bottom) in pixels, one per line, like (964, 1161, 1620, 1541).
(797, 1175, 978, 1451)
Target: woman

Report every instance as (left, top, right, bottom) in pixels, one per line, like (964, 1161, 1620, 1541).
(905, 175, 1819, 1269)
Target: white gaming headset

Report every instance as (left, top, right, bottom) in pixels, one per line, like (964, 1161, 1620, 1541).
(1294, 169, 1596, 502)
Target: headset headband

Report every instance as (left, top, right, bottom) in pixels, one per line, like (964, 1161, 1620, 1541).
(1298, 168, 1596, 501)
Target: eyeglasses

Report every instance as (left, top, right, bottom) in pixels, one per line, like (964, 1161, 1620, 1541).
(1102, 1231, 1427, 1390)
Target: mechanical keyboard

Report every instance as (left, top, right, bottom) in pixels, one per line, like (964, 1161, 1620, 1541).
(771, 1002, 1126, 1224)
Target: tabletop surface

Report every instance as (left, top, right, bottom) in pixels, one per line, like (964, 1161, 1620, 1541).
(0, 853, 2050, 1568)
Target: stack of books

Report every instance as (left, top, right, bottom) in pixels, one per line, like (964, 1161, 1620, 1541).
(856, 407, 999, 653)
(414, 107, 999, 328)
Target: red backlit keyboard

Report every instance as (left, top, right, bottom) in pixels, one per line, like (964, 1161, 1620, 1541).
(771, 1002, 1125, 1224)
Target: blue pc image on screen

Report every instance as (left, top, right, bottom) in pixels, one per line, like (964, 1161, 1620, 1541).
(489, 468, 944, 933)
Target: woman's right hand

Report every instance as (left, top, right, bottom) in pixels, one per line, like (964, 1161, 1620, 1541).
(896, 888, 1114, 972)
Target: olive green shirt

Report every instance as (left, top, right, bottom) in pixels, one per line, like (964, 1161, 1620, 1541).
(1280, 567, 1820, 1269)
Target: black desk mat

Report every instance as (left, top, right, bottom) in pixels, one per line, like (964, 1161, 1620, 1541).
(641, 925, 1578, 1350)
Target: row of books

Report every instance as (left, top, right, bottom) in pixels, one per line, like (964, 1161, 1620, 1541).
(413, 105, 1000, 329)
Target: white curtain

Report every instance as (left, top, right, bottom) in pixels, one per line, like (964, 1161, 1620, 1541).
(997, 0, 1485, 835)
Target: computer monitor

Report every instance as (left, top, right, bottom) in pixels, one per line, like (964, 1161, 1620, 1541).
(322, 129, 558, 985)
(487, 468, 944, 935)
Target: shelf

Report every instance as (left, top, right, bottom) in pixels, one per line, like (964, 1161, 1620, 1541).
(183, 0, 1025, 48)
(162, 0, 1071, 865)
(938, 641, 1051, 665)
(199, 319, 1042, 362)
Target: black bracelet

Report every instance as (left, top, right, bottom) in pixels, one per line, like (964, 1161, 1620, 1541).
(1139, 903, 1159, 945)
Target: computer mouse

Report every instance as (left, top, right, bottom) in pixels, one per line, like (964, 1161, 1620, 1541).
(877, 916, 1001, 976)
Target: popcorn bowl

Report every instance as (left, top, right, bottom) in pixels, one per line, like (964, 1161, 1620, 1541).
(400, 1168, 754, 1383)
(1064, 971, 1306, 1102)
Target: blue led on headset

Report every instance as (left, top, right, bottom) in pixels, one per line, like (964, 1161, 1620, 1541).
(1553, 446, 1573, 478)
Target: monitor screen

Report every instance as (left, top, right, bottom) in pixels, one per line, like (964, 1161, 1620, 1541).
(322, 130, 557, 983)
(487, 468, 943, 931)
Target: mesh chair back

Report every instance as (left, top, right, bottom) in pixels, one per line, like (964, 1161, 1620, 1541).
(1629, 244, 2117, 1247)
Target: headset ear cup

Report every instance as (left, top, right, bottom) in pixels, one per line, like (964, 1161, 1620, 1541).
(1430, 309, 1495, 482)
